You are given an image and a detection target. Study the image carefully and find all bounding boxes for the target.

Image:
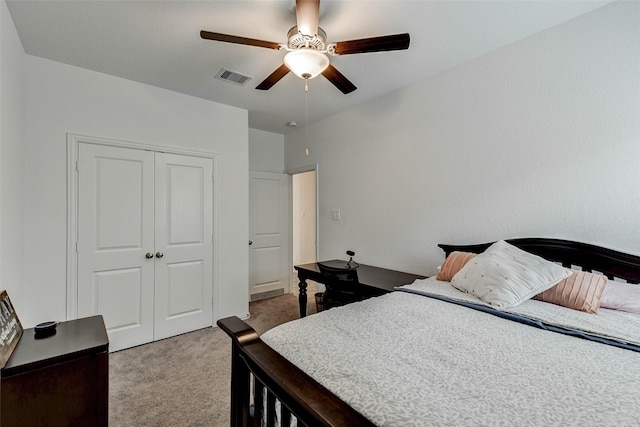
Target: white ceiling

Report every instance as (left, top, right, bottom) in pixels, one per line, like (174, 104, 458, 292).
(7, 0, 610, 135)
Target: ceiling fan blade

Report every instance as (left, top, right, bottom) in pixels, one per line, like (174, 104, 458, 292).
(296, 0, 320, 37)
(200, 30, 280, 50)
(333, 33, 410, 55)
(256, 64, 291, 90)
(321, 64, 357, 94)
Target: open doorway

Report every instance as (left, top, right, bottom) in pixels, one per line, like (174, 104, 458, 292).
(291, 168, 317, 295)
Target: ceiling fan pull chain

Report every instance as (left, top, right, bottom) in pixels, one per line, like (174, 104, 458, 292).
(305, 80, 310, 156)
(305, 81, 309, 128)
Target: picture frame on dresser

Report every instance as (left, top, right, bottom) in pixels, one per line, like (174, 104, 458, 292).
(0, 290, 23, 369)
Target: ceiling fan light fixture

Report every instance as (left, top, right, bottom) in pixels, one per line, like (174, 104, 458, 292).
(284, 48, 329, 80)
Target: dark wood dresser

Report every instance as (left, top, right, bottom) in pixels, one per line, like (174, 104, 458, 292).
(1, 315, 109, 426)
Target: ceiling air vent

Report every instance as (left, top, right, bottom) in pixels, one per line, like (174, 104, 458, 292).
(215, 68, 252, 86)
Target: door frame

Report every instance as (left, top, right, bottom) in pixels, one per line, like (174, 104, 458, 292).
(286, 163, 319, 290)
(66, 133, 219, 322)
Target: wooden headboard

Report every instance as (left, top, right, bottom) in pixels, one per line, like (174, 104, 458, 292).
(438, 238, 640, 284)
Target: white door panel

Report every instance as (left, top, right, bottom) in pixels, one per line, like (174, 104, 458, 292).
(154, 153, 213, 340)
(77, 143, 155, 351)
(94, 268, 143, 329)
(249, 172, 290, 299)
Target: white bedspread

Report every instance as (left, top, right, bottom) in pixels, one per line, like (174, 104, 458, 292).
(402, 278, 640, 347)
(261, 277, 640, 426)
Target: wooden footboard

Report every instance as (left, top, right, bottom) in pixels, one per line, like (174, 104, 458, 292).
(217, 316, 375, 427)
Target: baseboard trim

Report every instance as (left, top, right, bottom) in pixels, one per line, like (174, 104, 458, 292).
(250, 288, 285, 301)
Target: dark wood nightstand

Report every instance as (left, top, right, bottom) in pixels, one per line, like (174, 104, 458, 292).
(1, 315, 109, 426)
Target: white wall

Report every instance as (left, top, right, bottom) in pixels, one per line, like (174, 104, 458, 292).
(285, 1, 640, 277)
(0, 0, 25, 308)
(249, 128, 284, 173)
(21, 55, 249, 327)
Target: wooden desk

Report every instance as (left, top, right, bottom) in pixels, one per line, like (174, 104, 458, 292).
(1, 315, 109, 426)
(295, 260, 425, 317)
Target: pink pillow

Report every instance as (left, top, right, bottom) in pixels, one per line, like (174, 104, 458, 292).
(436, 251, 476, 282)
(600, 281, 640, 315)
(534, 270, 607, 314)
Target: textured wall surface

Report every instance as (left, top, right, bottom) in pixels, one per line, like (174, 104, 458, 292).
(285, 1, 640, 276)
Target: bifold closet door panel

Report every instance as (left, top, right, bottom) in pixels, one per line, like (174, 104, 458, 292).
(153, 153, 214, 341)
(77, 143, 156, 352)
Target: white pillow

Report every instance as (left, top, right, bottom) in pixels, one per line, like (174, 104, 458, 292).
(600, 280, 640, 315)
(451, 240, 572, 309)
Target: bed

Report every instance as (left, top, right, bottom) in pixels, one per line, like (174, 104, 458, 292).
(217, 238, 640, 426)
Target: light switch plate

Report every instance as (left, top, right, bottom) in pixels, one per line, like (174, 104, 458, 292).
(331, 209, 341, 221)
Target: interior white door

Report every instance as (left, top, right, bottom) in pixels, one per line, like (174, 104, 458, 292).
(77, 143, 155, 351)
(153, 153, 213, 340)
(249, 171, 290, 300)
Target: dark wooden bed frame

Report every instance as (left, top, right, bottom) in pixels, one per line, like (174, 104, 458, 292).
(217, 238, 640, 426)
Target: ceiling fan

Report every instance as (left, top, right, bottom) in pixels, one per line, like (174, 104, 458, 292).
(201, 0, 410, 94)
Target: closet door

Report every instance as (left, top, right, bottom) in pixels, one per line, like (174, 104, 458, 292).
(77, 144, 214, 352)
(153, 153, 213, 340)
(77, 143, 155, 352)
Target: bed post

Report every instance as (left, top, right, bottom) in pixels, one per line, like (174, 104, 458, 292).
(218, 317, 260, 427)
(230, 339, 251, 426)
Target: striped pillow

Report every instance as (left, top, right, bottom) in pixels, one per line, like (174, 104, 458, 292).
(436, 251, 476, 282)
(534, 270, 607, 314)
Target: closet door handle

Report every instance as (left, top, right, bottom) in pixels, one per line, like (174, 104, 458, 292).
(145, 252, 154, 259)
(155, 252, 164, 259)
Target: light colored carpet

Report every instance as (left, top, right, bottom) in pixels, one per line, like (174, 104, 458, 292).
(109, 291, 317, 426)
